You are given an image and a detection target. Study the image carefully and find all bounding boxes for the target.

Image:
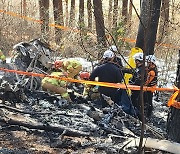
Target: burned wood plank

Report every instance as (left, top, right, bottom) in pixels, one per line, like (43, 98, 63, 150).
(126, 137, 180, 154)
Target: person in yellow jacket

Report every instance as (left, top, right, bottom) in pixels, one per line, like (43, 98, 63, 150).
(42, 59, 82, 102)
(0, 49, 6, 63)
(41, 71, 72, 102)
(54, 59, 82, 78)
(124, 47, 143, 84)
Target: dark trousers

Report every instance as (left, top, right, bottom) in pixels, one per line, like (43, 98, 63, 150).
(144, 91, 153, 118)
(131, 90, 141, 111)
(131, 90, 153, 118)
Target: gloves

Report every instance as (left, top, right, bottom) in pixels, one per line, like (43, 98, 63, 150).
(91, 86, 99, 93)
(2, 60, 6, 64)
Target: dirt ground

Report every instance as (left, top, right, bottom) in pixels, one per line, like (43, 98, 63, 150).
(0, 126, 104, 154)
(0, 127, 117, 154)
(0, 128, 57, 154)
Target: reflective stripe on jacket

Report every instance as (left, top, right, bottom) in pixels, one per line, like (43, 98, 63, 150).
(63, 60, 82, 72)
(42, 72, 67, 87)
(0, 50, 6, 61)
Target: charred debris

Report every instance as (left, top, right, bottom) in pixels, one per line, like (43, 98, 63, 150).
(0, 39, 176, 153)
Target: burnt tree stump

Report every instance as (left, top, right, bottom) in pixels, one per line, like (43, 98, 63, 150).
(167, 50, 180, 142)
(167, 107, 180, 142)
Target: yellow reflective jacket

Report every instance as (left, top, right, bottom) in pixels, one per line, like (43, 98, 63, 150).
(0, 50, 6, 61)
(42, 72, 67, 87)
(63, 60, 82, 73)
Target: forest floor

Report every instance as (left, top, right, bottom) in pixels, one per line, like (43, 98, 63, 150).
(0, 91, 172, 154)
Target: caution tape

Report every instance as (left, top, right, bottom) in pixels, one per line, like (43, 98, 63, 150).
(167, 90, 180, 109)
(0, 9, 179, 49)
(0, 9, 94, 38)
(1, 67, 180, 109)
(0, 9, 42, 24)
(0, 67, 178, 92)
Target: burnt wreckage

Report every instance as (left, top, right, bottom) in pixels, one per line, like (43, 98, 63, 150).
(0, 39, 85, 107)
(0, 39, 172, 153)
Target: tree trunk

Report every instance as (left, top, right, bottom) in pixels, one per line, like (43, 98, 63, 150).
(87, 0, 92, 31)
(69, 0, 75, 27)
(53, 0, 64, 44)
(22, 0, 27, 26)
(64, 0, 68, 26)
(92, 0, 107, 47)
(158, 0, 169, 42)
(21, 0, 27, 38)
(122, 0, 128, 23)
(127, 0, 133, 29)
(108, 0, 113, 29)
(39, 0, 50, 41)
(135, 0, 161, 55)
(22, 0, 27, 16)
(0, 28, 2, 42)
(128, 0, 133, 22)
(79, 0, 85, 29)
(167, 50, 180, 143)
(112, 0, 118, 28)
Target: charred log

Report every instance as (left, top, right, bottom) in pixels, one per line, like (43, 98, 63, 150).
(167, 50, 180, 143)
(0, 117, 90, 137)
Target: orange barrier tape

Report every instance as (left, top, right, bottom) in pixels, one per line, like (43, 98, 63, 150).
(168, 90, 179, 107)
(0, 9, 179, 49)
(1, 67, 180, 109)
(0, 9, 92, 36)
(0, 9, 42, 24)
(170, 101, 180, 109)
(0, 67, 178, 92)
(167, 90, 180, 109)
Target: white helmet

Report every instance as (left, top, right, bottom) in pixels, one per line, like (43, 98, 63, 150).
(109, 45, 118, 52)
(103, 50, 115, 59)
(146, 55, 156, 64)
(133, 52, 144, 61)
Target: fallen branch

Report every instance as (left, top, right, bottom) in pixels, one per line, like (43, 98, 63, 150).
(0, 104, 30, 114)
(121, 109, 165, 139)
(0, 104, 83, 117)
(0, 117, 90, 137)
